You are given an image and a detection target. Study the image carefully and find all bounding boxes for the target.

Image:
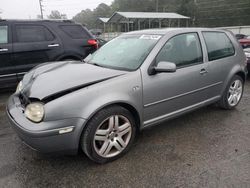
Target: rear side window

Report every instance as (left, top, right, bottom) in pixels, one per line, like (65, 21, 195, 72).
(156, 33, 203, 68)
(60, 25, 90, 39)
(202, 32, 235, 61)
(15, 25, 54, 43)
(0, 26, 8, 44)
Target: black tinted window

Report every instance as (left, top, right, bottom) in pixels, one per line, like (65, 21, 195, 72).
(15, 25, 54, 42)
(0, 26, 8, 44)
(203, 32, 235, 61)
(156, 33, 203, 67)
(60, 25, 90, 39)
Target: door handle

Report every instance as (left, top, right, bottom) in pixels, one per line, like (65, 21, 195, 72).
(48, 44, 59, 48)
(0, 48, 8, 52)
(200, 68, 208, 75)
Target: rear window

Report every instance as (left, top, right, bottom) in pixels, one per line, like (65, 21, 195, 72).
(15, 25, 54, 43)
(202, 32, 235, 61)
(0, 26, 8, 44)
(60, 25, 90, 39)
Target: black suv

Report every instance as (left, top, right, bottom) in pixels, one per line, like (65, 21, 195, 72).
(0, 19, 98, 89)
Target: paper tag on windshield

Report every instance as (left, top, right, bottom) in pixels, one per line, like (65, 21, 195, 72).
(139, 35, 161, 40)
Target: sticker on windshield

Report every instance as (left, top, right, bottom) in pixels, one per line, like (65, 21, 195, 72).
(139, 35, 161, 40)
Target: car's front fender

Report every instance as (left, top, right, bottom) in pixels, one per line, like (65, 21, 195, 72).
(44, 71, 143, 127)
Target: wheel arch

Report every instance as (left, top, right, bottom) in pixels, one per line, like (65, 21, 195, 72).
(86, 102, 142, 132)
(56, 52, 84, 61)
(59, 56, 81, 61)
(235, 71, 246, 83)
(221, 66, 247, 96)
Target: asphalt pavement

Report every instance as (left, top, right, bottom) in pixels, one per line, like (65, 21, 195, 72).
(0, 80, 249, 188)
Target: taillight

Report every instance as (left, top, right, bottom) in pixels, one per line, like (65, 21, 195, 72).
(88, 39, 98, 49)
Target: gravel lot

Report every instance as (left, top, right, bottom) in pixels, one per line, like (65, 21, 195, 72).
(0, 79, 249, 188)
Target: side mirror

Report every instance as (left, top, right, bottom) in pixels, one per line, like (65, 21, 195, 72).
(149, 61, 176, 75)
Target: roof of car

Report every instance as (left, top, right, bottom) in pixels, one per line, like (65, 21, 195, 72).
(0, 19, 74, 23)
(125, 28, 226, 35)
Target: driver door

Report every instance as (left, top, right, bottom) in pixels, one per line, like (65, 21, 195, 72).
(142, 32, 210, 126)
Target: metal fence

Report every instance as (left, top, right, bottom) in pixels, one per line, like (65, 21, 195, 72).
(100, 32, 121, 41)
(218, 26, 250, 35)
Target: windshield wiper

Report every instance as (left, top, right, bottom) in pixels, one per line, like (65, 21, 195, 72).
(92, 63, 105, 68)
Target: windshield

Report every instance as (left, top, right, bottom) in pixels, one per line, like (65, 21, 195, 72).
(86, 34, 161, 71)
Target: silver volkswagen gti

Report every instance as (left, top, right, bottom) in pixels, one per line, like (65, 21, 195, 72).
(6, 28, 247, 163)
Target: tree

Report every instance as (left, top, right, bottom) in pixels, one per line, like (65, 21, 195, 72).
(177, 0, 197, 26)
(93, 3, 112, 17)
(47, 10, 67, 19)
(73, 3, 111, 29)
(111, 0, 156, 12)
(73, 9, 94, 28)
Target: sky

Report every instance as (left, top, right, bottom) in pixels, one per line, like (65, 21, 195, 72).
(0, 0, 113, 19)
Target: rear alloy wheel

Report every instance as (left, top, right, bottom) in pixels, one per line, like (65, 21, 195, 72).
(81, 106, 136, 163)
(227, 79, 243, 107)
(219, 75, 244, 109)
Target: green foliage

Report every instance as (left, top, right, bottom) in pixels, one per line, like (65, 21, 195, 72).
(111, 0, 156, 12)
(73, 3, 112, 29)
(195, 0, 250, 27)
(72, 0, 250, 29)
(47, 10, 67, 19)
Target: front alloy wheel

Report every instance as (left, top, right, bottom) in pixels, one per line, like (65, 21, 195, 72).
(93, 115, 132, 158)
(81, 106, 136, 163)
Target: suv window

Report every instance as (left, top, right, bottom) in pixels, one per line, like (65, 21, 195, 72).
(0, 26, 8, 44)
(156, 33, 203, 68)
(60, 25, 90, 39)
(202, 32, 235, 61)
(15, 25, 54, 43)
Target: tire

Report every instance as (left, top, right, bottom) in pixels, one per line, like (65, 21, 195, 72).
(219, 75, 244, 110)
(81, 106, 136, 164)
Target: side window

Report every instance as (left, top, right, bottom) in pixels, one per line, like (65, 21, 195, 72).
(0, 26, 8, 44)
(156, 33, 203, 68)
(202, 32, 235, 61)
(60, 25, 90, 39)
(15, 25, 54, 43)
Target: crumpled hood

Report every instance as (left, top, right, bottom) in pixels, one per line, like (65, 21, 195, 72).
(21, 61, 126, 100)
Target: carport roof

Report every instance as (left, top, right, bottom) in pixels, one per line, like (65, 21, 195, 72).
(108, 12, 190, 23)
(98, 17, 109, 23)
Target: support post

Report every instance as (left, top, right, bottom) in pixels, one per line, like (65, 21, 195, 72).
(127, 19, 130, 32)
(156, 0, 159, 12)
(39, 0, 44, 19)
